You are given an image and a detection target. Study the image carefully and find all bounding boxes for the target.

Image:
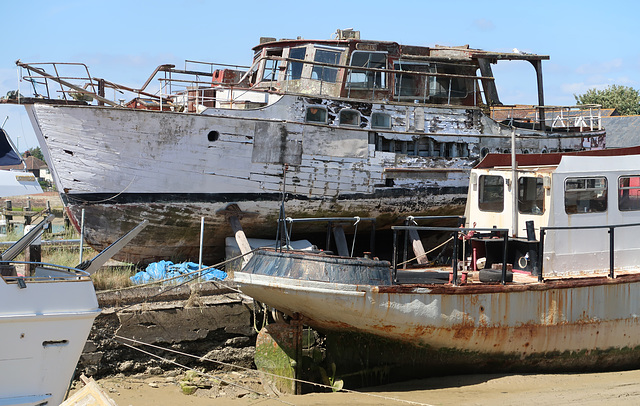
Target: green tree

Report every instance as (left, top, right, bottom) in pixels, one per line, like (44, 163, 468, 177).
(574, 85, 640, 116)
(24, 146, 44, 161)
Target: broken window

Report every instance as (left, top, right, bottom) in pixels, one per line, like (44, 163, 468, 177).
(287, 47, 306, 80)
(262, 53, 281, 82)
(305, 106, 327, 123)
(346, 51, 387, 89)
(478, 175, 504, 212)
(371, 112, 391, 129)
(311, 48, 342, 83)
(518, 177, 545, 215)
(619, 176, 640, 211)
(394, 61, 434, 101)
(339, 109, 360, 126)
(564, 177, 607, 214)
(428, 63, 470, 99)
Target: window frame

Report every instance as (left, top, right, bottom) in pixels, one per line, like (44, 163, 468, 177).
(564, 176, 608, 214)
(517, 176, 545, 215)
(338, 109, 360, 127)
(305, 105, 328, 124)
(478, 175, 504, 212)
(618, 175, 640, 212)
(346, 51, 388, 89)
(370, 112, 391, 129)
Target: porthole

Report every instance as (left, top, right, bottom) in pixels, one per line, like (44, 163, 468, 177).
(208, 130, 220, 142)
(480, 147, 489, 158)
(339, 109, 360, 126)
(371, 112, 391, 129)
(305, 106, 328, 123)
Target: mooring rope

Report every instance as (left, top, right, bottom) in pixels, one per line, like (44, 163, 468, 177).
(113, 334, 435, 406)
(114, 336, 295, 406)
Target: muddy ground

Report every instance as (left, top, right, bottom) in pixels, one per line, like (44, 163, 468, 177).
(72, 368, 640, 405)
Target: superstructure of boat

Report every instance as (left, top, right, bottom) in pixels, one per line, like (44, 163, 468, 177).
(5, 29, 605, 264)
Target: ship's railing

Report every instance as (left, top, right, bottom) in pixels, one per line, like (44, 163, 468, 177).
(391, 223, 511, 286)
(490, 104, 603, 132)
(14, 60, 253, 110)
(0, 260, 90, 283)
(538, 221, 640, 282)
(276, 216, 377, 258)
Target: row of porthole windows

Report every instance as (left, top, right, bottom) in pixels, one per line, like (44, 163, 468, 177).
(305, 105, 392, 129)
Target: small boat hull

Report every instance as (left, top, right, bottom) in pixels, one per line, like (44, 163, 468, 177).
(0, 266, 100, 406)
(236, 250, 640, 375)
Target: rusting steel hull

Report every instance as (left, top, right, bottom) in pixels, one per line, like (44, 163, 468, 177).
(236, 252, 640, 372)
(25, 97, 601, 264)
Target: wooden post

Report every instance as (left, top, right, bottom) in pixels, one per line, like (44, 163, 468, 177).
(24, 225, 41, 276)
(5, 200, 13, 233)
(229, 215, 252, 268)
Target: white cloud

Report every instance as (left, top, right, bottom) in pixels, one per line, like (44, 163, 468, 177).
(575, 58, 624, 75)
(473, 19, 495, 31)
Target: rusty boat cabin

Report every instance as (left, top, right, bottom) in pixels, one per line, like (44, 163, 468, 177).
(453, 145, 640, 285)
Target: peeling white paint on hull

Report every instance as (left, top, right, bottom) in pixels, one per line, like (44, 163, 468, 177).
(25, 97, 600, 264)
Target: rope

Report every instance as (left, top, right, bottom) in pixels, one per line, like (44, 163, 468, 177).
(396, 236, 454, 267)
(114, 336, 294, 406)
(113, 334, 435, 406)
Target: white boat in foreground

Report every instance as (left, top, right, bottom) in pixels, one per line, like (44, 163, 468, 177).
(0, 217, 147, 405)
(235, 146, 640, 383)
(0, 261, 99, 406)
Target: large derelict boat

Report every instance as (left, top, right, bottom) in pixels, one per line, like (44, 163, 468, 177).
(7, 29, 604, 264)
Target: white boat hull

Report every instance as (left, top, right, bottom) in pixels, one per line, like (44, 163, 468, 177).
(0, 268, 100, 406)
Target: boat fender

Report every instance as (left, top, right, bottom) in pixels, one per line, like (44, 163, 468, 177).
(479, 268, 513, 283)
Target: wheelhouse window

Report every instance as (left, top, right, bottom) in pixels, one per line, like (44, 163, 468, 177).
(346, 51, 387, 89)
(394, 61, 434, 101)
(261, 51, 281, 82)
(305, 106, 327, 123)
(518, 177, 544, 215)
(564, 177, 607, 214)
(339, 109, 360, 126)
(478, 175, 504, 212)
(287, 47, 306, 80)
(428, 64, 470, 99)
(371, 112, 391, 129)
(311, 48, 341, 83)
(619, 176, 640, 211)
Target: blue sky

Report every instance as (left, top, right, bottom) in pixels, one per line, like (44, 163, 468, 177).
(1, 0, 639, 151)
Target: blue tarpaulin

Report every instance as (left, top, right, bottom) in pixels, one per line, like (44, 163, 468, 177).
(130, 260, 227, 285)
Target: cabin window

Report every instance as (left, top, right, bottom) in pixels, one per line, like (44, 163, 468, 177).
(564, 177, 607, 214)
(478, 175, 504, 212)
(339, 109, 360, 126)
(518, 177, 544, 215)
(262, 58, 280, 82)
(618, 176, 640, 211)
(371, 112, 391, 129)
(305, 106, 327, 123)
(287, 47, 306, 80)
(346, 51, 387, 89)
(311, 48, 341, 83)
(394, 61, 434, 101)
(428, 64, 469, 99)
